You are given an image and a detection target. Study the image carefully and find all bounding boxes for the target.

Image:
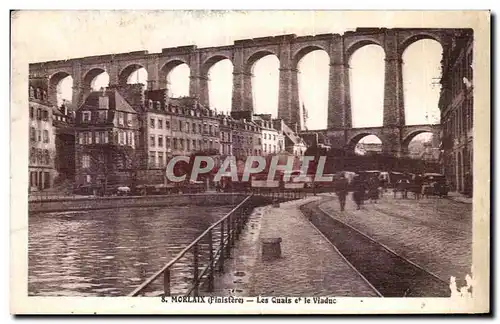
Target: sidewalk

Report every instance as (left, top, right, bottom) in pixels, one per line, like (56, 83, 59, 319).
(447, 191, 472, 204)
(210, 196, 378, 297)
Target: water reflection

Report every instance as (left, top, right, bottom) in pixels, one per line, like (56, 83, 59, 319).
(28, 205, 234, 296)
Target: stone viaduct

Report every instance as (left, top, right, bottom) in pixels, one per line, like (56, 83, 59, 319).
(29, 27, 466, 156)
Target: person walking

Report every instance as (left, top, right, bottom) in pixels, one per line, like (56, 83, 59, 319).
(335, 174, 349, 211)
(352, 175, 366, 210)
(368, 177, 379, 203)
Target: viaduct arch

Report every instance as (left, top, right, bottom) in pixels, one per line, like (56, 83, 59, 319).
(30, 28, 469, 156)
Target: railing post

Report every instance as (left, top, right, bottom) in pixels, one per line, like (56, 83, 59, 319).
(219, 221, 225, 272)
(231, 213, 236, 246)
(163, 268, 171, 297)
(193, 243, 199, 297)
(207, 230, 214, 292)
(226, 214, 232, 257)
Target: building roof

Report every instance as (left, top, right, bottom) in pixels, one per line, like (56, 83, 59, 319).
(78, 89, 137, 113)
(51, 106, 64, 117)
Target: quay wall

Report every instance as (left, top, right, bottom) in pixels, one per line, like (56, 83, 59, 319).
(29, 193, 250, 214)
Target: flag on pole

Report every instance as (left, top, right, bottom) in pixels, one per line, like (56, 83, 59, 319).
(302, 103, 309, 131)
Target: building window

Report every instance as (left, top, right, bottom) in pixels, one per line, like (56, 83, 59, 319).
(199, 139, 202, 149)
(166, 137, 171, 148)
(42, 110, 49, 121)
(258, 138, 262, 145)
(40, 129, 48, 143)
(186, 139, 190, 151)
(43, 149, 50, 165)
(158, 152, 164, 167)
(192, 139, 196, 149)
(186, 123, 190, 133)
(29, 147, 36, 164)
(273, 145, 276, 153)
(37, 130, 41, 142)
(264, 144, 267, 152)
(98, 110, 108, 122)
(209, 125, 213, 135)
(150, 118, 155, 128)
(158, 119, 163, 129)
(173, 138, 178, 149)
(192, 122, 196, 133)
(82, 155, 90, 168)
(118, 131, 124, 145)
(179, 120, 183, 131)
(158, 135, 163, 148)
(180, 139, 184, 150)
(35, 149, 42, 164)
(118, 112, 124, 126)
(30, 127, 36, 141)
(198, 124, 202, 134)
(150, 135, 155, 147)
(82, 111, 91, 123)
(149, 151, 156, 167)
(165, 120, 170, 129)
(30, 107, 34, 119)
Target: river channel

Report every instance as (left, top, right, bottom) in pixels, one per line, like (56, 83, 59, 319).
(28, 205, 234, 296)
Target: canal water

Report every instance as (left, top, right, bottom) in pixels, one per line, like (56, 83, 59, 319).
(28, 205, 235, 296)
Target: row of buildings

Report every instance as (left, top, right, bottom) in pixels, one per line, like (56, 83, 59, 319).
(28, 83, 307, 192)
(438, 29, 473, 196)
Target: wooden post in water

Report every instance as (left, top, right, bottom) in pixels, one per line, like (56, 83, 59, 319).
(163, 268, 171, 297)
(207, 230, 214, 292)
(193, 243, 199, 297)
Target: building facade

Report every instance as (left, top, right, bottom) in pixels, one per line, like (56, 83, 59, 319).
(438, 29, 473, 195)
(218, 114, 233, 157)
(29, 86, 56, 191)
(253, 114, 284, 156)
(273, 119, 307, 156)
(74, 89, 141, 191)
(29, 78, 310, 192)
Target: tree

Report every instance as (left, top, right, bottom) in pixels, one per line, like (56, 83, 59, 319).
(85, 145, 140, 195)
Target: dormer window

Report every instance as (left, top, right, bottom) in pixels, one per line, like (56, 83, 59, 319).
(82, 111, 91, 123)
(35, 88, 41, 99)
(148, 99, 153, 109)
(99, 96, 109, 109)
(155, 101, 161, 110)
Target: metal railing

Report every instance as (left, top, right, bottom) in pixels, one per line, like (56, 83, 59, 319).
(128, 190, 307, 297)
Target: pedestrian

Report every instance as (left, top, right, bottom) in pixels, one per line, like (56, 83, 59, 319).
(335, 173, 349, 211)
(352, 175, 366, 210)
(368, 177, 379, 203)
(414, 175, 423, 200)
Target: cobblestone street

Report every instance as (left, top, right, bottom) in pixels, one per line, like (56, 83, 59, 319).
(319, 193, 472, 285)
(211, 197, 379, 297)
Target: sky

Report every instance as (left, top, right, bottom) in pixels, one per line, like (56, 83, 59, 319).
(22, 11, 442, 144)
